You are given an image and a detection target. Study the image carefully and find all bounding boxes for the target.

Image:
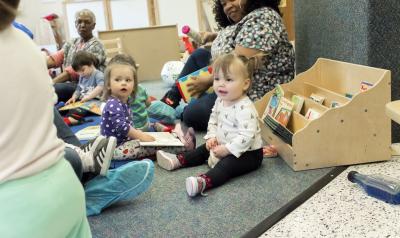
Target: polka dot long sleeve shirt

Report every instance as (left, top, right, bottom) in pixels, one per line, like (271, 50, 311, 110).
(101, 97, 133, 145)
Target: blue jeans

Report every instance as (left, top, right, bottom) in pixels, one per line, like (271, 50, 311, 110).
(169, 48, 215, 130)
(54, 82, 77, 103)
(170, 48, 212, 99)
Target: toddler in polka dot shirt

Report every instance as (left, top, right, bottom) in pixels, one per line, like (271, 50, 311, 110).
(101, 54, 194, 160)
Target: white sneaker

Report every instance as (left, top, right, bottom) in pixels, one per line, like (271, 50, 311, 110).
(75, 136, 116, 176)
(156, 150, 181, 171)
(79, 135, 105, 153)
(186, 176, 207, 197)
(91, 136, 117, 176)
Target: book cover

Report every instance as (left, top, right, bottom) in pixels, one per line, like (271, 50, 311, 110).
(176, 66, 213, 103)
(309, 93, 325, 104)
(291, 95, 305, 112)
(263, 85, 284, 118)
(75, 125, 100, 141)
(360, 80, 374, 92)
(139, 132, 184, 147)
(273, 97, 294, 127)
(59, 99, 102, 115)
(305, 108, 321, 120)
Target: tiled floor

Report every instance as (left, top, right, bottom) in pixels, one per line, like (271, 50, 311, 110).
(261, 157, 400, 237)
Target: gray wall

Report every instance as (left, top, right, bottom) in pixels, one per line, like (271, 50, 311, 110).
(295, 0, 400, 142)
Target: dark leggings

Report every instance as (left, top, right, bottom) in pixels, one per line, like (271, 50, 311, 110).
(53, 107, 85, 181)
(183, 144, 263, 188)
(53, 107, 81, 146)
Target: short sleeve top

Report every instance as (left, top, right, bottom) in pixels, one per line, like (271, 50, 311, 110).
(211, 7, 295, 100)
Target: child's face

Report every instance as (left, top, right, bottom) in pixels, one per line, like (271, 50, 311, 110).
(108, 65, 135, 103)
(213, 63, 249, 106)
(77, 65, 95, 78)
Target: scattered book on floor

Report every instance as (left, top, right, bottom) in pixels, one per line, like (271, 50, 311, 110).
(273, 97, 294, 127)
(291, 95, 305, 112)
(309, 93, 325, 104)
(360, 80, 374, 92)
(59, 99, 102, 115)
(75, 125, 100, 141)
(139, 132, 184, 147)
(305, 108, 321, 120)
(262, 84, 284, 119)
(176, 66, 213, 103)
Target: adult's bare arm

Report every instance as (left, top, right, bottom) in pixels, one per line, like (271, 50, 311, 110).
(47, 56, 56, 69)
(52, 71, 71, 84)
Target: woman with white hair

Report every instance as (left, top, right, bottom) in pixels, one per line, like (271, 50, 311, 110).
(47, 8, 107, 103)
(0, 0, 91, 236)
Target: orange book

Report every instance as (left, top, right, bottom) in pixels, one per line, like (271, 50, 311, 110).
(59, 100, 102, 115)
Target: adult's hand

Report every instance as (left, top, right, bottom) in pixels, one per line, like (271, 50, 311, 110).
(201, 32, 218, 44)
(187, 74, 213, 98)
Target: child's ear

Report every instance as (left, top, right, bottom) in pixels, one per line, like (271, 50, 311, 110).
(243, 78, 250, 91)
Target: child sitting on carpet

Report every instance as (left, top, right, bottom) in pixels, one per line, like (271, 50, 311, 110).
(107, 54, 173, 132)
(63, 51, 104, 125)
(156, 53, 264, 197)
(101, 55, 195, 160)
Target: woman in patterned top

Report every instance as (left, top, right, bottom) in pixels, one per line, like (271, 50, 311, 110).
(47, 9, 107, 103)
(162, 0, 295, 131)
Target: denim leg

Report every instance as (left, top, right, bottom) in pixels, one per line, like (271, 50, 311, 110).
(53, 107, 81, 146)
(54, 82, 77, 103)
(85, 159, 154, 216)
(64, 147, 83, 181)
(182, 92, 217, 131)
(178, 48, 212, 78)
(168, 48, 212, 100)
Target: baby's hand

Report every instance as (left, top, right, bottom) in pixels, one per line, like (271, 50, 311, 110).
(212, 145, 230, 158)
(140, 133, 155, 142)
(206, 138, 218, 150)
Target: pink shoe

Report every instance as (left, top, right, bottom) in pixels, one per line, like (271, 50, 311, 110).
(185, 176, 207, 197)
(156, 150, 182, 171)
(173, 123, 196, 151)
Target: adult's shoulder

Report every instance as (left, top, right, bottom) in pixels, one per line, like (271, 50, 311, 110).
(243, 7, 282, 23)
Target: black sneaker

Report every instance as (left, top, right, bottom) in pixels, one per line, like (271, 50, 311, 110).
(161, 90, 181, 109)
(91, 136, 117, 176)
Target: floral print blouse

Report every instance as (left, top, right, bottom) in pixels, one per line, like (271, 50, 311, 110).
(211, 7, 295, 100)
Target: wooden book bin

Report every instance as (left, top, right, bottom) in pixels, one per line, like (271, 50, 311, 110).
(255, 58, 391, 171)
